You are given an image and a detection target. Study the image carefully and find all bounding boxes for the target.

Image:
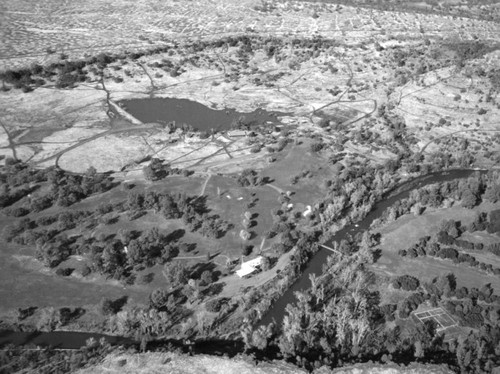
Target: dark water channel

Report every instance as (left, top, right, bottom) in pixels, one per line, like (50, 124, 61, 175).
(120, 97, 287, 131)
(0, 330, 134, 350)
(0, 169, 483, 350)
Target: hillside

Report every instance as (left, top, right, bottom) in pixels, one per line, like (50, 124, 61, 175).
(76, 352, 454, 374)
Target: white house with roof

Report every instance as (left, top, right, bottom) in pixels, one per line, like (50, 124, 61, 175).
(236, 256, 263, 278)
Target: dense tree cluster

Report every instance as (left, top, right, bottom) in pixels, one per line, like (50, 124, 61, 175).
(398, 292, 426, 319)
(1, 162, 115, 212)
(47, 167, 115, 207)
(0, 160, 49, 208)
(142, 158, 187, 181)
(236, 169, 269, 187)
(0, 34, 342, 93)
(375, 172, 500, 229)
(392, 275, 420, 291)
(398, 213, 500, 279)
(399, 236, 500, 276)
(35, 235, 74, 268)
(245, 243, 500, 373)
(205, 297, 230, 313)
(0, 339, 113, 374)
(124, 190, 231, 239)
(77, 227, 190, 280)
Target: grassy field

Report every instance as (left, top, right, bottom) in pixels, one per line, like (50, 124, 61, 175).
(0, 140, 327, 313)
(372, 201, 500, 302)
(0, 242, 150, 313)
(260, 139, 334, 206)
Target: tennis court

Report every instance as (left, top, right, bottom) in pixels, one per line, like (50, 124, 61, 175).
(414, 307, 457, 331)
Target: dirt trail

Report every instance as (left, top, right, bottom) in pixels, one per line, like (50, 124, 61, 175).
(199, 173, 212, 196)
(0, 119, 18, 160)
(33, 123, 161, 166)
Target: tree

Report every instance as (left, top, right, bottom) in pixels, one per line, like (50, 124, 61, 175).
(484, 182, 500, 203)
(99, 298, 115, 315)
(261, 256, 271, 271)
(461, 188, 477, 209)
(160, 194, 180, 219)
(126, 192, 144, 211)
(200, 270, 213, 286)
(163, 262, 189, 288)
(143, 164, 157, 181)
(35, 240, 70, 268)
(310, 142, 323, 152)
(242, 245, 253, 256)
(392, 275, 420, 291)
(37, 307, 59, 331)
(149, 289, 169, 309)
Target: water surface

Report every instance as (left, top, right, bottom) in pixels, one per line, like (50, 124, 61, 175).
(258, 169, 484, 326)
(120, 98, 287, 131)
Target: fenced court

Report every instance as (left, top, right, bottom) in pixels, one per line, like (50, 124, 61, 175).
(414, 307, 458, 332)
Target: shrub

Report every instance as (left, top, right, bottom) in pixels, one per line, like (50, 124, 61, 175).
(205, 297, 229, 313)
(137, 272, 154, 285)
(250, 144, 262, 153)
(310, 142, 324, 152)
(81, 265, 91, 277)
(99, 298, 115, 315)
(55, 267, 73, 277)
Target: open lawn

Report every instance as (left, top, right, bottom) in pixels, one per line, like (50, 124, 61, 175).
(260, 140, 334, 207)
(0, 167, 296, 312)
(372, 201, 500, 295)
(0, 241, 149, 313)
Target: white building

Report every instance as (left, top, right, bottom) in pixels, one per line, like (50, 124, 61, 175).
(236, 256, 263, 278)
(303, 205, 312, 217)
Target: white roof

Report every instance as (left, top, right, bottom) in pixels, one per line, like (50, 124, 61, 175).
(236, 256, 263, 278)
(243, 256, 263, 268)
(236, 267, 257, 277)
(303, 206, 312, 217)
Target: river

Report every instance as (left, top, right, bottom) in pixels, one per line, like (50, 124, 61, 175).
(257, 169, 484, 326)
(0, 169, 483, 349)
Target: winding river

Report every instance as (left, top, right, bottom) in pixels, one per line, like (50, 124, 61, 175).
(0, 169, 484, 349)
(257, 168, 484, 326)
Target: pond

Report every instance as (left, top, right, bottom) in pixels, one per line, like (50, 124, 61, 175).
(119, 97, 288, 132)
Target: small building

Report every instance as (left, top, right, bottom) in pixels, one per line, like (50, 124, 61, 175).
(236, 256, 263, 278)
(303, 205, 312, 217)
